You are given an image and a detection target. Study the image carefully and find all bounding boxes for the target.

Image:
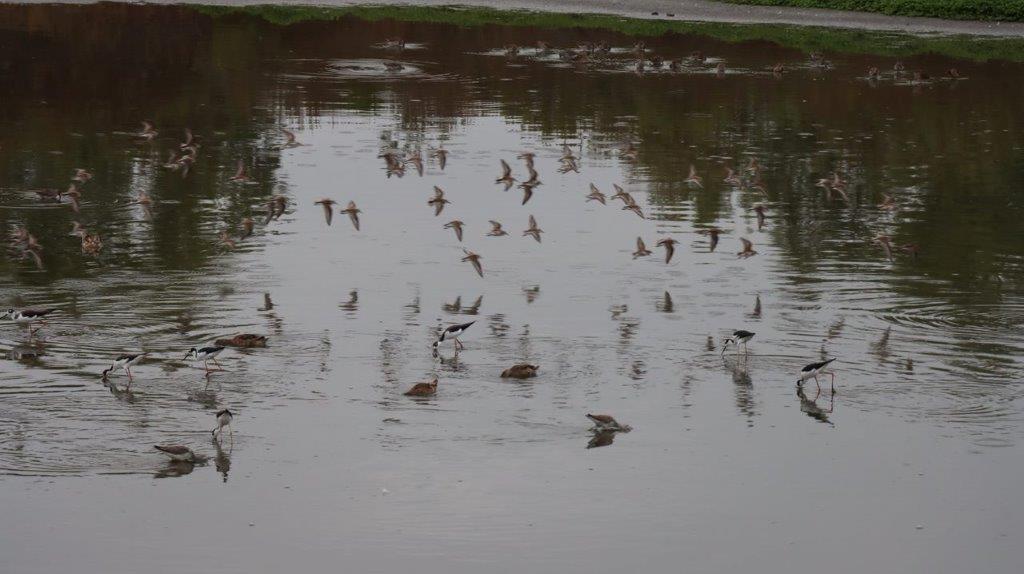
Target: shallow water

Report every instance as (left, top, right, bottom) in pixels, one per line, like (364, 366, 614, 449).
(1, 4, 1023, 573)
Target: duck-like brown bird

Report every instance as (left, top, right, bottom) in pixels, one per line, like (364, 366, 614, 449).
(586, 413, 632, 432)
(404, 377, 438, 396)
(215, 334, 268, 348)
(501, 364, 538, 379)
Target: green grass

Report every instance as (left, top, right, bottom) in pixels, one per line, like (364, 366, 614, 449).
(718, 1, 1024, 22)
(193, 4, 1024, 62)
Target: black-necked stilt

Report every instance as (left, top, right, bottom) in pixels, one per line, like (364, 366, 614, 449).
(2, 308, 57, 337)
(586, 413, 632, 432)
(154, 445, 196, 462)
(798, 358, 837, 392)
(434, 321, 475, 352)
(500, 363, 538, 379)
(185, 346, 226, 372)
(102, 353, 146, 387)
(722, 330, 755, 355)
(212, 409, 233, 441)
(404, 377, 438, 396)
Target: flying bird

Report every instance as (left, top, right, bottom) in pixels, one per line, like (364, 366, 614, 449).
(657, 237, 678, 263)
(314, 198, 336, 225)
(523, 215, 543, 243)
(632, 237, 652, 258)
(487, 220, 508, 237)
(340, 201, 361, 230)
(444, 220, 464, 242)
(462, 249, 483, 277)
(738, 237, 758, 258)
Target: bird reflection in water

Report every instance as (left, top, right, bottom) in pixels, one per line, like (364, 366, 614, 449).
(656, 291, 674, 313)
(442, 296, 462, 314)
(870, 326, 892, 364)
(339, 290, 358, 313)
(523, 285, 540, 304)
(214, 440, 232, 483)
(488, 314, 509, 338)
(587, 430, 617, 449)
(747, 294, 762, 320)
(797, 386, 834, 426)
(154, 460, 197, 479)
(436, 350, 465, 372)
(463, 295, 483, 315)
(726, 357, 756, 426)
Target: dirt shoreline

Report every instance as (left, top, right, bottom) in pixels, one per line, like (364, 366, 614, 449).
(9, 0, 1024, 37)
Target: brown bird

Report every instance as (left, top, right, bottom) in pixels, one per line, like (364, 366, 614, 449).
(281, 127, 302, 147)
(501, 364, 538, 379)
(517, 152, 536, 169)
(585, 413, 632, 432)
(737, 237, 757, 258)
(724, 167, 741, 186)
(430, 147, 448, 170)
(340, 201, 361, 231)
(72, 168, 93, 183)
(487, 220, 508, 237)
(520, 183, 536, 206)
(947, 68, 960, 79)
(215, 334, 268, 348)
(153, 445, 195, 462)
(229, 159, 251, 182)
(879, 194, 898, 211)
(610, 184, 633, 205)
(622, 197, 644, 219)
(444, 220, 464, 242)
(428, 186, 451, 216)
(405, 150, 424, 177)
(656, 237, 678, 263)
(685, 165, 703, 188)
(314, 199, 336, 225)
(772, 63, 786, 75)
(273, 196, 287, 220)
(586, 183, 607, 204)
(496, 159, 516, 189)
(404, 377, 438, 397)
(240, 217, 254, 240)
(520, 165, 541, 189)
(219, 231, 237, 250)
(632, 237, 652, 258)
(523, 215, 543, 243)
(138, 121, 158, 141)
(462, 249, 483, 277)
(701, 228, 721, 252)
(867, 66, 880, 80)
(716, 62, 726, 76)
(754, 205, 767, 230)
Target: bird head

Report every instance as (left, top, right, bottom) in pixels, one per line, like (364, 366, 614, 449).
(1, 309, 12, 319)
(184, 348, 197, 359)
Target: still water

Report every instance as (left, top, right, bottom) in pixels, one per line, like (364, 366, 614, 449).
(1, 4, 1023, 573)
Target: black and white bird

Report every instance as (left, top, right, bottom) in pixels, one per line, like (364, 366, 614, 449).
(185, 346, 226, 372)
(2, 308, 57, 336)
(102, 353, 146, 386)
(212, 409, 233, 441)
(721, 330, 755, 355)
(433, 321, 475, 352)
(797, 358, 837, 391)
(154, 445, 196, 462)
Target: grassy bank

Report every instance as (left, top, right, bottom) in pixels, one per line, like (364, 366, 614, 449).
(194, 4, 1024, 62)
(719, 1, 1024, 22)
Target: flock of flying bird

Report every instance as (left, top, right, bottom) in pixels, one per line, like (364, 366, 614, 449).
(1, 37, 942, 464)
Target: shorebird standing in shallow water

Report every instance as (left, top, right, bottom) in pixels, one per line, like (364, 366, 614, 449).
(154, 445, 196, 463)
(798, 358, 837, 392)
(212, 409, 233, 442)
(314, 198, 336, 226)
(462, 249, 483, 277)
(185, 346, 226, 373)
(523, 215, 543, 243)
(586, 414, 632, 432)
(2, 308, 57, 337)
(434, 321, 475, 352)
(633, 237, 652, 258)
(102, 353, 146, 388)
(340, 201, 361, 230)
(657, 237, 678, 263)
(721, 330, 755, 356)
(444, 220, 464, 242)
